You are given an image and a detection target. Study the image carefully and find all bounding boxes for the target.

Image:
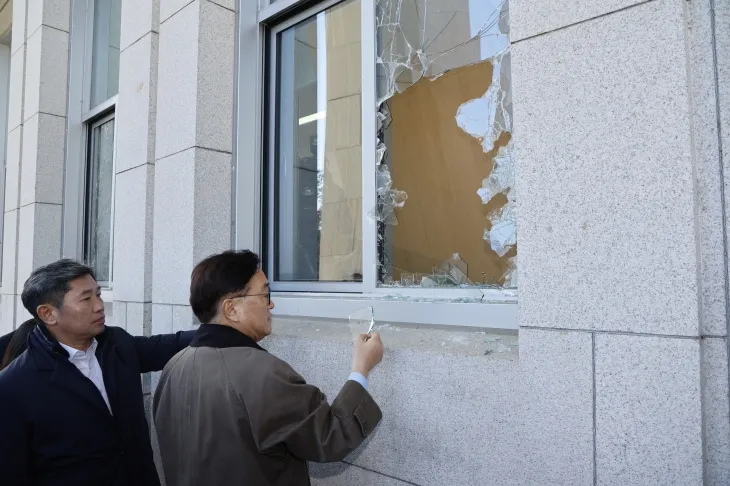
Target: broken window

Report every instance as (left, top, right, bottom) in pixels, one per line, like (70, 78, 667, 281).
(373, 0, 515, 289)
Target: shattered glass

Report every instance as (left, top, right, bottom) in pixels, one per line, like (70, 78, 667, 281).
(376, 0, 510, 104)
(348, 306, 376, 336)
(372, 0, 515, 288)
(368, 164, 408, 226)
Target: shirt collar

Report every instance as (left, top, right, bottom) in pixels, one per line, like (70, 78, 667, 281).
(33, 323, 110, 359)
(190, 324, 266, 351)
(59, 339, 98, 359)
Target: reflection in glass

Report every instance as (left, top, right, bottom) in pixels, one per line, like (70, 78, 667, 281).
(90, 0, 121, 107)
(274, 0, 363, 282)
(374, 0, 516, 289)
(86, 118, 115, 283)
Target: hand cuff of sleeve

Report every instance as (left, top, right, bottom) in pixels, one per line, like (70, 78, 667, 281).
(348, 372, 369, 391)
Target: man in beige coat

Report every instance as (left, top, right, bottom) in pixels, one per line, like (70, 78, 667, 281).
(152, 250, 384, 486)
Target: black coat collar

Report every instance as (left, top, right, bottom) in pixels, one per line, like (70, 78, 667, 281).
(30, 323, 113, 370)
(190, 324, 266, 351)
(33, 323, 70, 359)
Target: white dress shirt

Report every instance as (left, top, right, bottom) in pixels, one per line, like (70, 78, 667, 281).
(59, 339, 112, 414)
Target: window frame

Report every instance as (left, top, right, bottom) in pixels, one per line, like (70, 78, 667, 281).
(266, 2, 363, 293)
(235, 0, 517, 330)
(64, 0, 119, 291)
(0, 32, 12, 286)
(83, 111, 117, 288)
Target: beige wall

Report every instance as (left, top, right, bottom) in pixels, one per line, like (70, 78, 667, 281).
(0, 1, 12, 39)
(389, 60, 514, 285)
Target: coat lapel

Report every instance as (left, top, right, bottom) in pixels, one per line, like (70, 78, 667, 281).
(30, 326, 114, 419)
(97, 338, 122, 416)
(50, 360, 114, 418)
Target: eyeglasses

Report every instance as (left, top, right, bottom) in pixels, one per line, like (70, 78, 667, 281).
(231, 289, 271, 305)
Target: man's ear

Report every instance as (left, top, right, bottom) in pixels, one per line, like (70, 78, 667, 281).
(220, 299, 236, 322)
(36, 305, 57, 327)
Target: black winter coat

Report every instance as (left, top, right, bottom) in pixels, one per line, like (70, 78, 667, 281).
(0, 324, 195, 486)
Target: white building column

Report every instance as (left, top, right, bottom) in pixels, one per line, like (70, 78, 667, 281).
(1, 0, 68, 330)
(112, 0, 160, 336)
(151, 0, 235, 337)
(512, 0, 723, 482)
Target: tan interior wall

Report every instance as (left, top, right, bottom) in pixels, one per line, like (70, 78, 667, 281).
(388, 60, 515, 285)
(0, 0, 11, 41)
(318, 0, 363, 281)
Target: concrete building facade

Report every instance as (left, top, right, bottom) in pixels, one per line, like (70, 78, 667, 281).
(0, 0, 729, 484)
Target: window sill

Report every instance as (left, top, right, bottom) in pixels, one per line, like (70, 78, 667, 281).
(267, 316, 519, 358)
(271, 292, 517, 330)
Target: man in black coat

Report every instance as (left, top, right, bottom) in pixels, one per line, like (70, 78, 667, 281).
(0, 259, 195, 486)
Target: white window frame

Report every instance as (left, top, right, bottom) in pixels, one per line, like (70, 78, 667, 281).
(83, 112, 117, 288)
(234, 0, 517, 330)
(63, 0, 118, 292)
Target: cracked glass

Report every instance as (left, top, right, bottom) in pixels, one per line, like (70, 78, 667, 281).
(373, 0, 515, 289)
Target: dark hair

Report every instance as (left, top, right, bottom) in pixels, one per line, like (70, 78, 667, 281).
(190, 250, 261, 324)
(21, 259, 96, 319)
(0, 319, 36, 370)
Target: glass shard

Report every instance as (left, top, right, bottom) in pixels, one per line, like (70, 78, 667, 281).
(349, 306, 377, 337)
(368, 164, 408, 226)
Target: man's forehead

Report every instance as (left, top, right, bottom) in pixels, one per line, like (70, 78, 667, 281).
(250, 271, 269, 290)
(68, 275, 99, 293)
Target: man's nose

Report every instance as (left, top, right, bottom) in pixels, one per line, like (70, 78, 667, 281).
(93, 295, 105, 312)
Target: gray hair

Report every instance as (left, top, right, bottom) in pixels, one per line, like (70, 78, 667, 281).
(21, 259, 96, 319)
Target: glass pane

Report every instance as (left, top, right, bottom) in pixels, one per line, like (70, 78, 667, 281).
(87, 118, 115, 283)
(90, 0, 121, 107)
(274, 0, 363, 282)
(373, 0, 515, 289)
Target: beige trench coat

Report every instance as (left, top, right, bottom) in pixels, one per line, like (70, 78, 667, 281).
(152, 324, 382, 486)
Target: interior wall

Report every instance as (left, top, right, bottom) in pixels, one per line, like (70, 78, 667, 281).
(0, 1, 11, 40)
(388, 60, 514, 285)
(318, 0, 363, 281)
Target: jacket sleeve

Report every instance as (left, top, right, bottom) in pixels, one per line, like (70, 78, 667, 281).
(133, 330, 196, 373)
(0, 382, 31, 485)
(246, 360, 382, 463)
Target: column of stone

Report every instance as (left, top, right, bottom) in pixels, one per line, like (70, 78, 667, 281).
(113, 0, 160, 338)
(1, 0, 68, 329)
(151, 0, 235, 338)
(511, 0, 709, 483)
